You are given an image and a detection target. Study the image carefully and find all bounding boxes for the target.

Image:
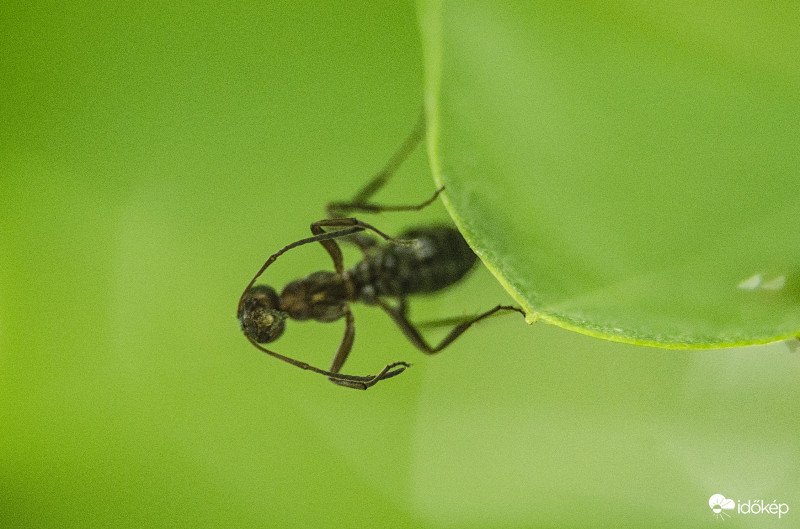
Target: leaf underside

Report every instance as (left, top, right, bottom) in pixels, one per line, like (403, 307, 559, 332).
(420, 1, 800, 348)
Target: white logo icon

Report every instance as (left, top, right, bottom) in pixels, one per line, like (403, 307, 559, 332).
(709, 494, 735, 520)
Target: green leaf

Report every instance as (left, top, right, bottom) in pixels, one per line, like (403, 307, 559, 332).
(419, 0, 800, 347)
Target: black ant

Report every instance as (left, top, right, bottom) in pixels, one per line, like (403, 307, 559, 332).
(237, 113, 525, 389)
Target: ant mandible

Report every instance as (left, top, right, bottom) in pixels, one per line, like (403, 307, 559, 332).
(237, 113, 525, 389)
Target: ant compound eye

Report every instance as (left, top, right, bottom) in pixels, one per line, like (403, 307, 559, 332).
(239, 286, 287, 343)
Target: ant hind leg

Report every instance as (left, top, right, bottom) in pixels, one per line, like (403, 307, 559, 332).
(327, 187, 444, 217)
(377, 299, 526, 355)
(327, 111, 444, 218)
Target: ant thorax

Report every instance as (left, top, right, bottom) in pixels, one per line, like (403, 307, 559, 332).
(279, 271, 351, 322)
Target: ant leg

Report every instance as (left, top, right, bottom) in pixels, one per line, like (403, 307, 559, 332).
(327, 308, 411, 389)
(327, 187, 444, 217)
(327, 111, 443, 218)
(352, 111, 424, 204)
(377, 299, 526, 355)
(243, 334, 409, 391)
(310, 223, 347, 275)
(238, 225, 367, 311)
(310, 217, 416, 273)
(329, 309, 355, 375)
(311, 218, 414, 245)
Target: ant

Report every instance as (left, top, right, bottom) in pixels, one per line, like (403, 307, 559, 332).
(237, 113, 525, 389)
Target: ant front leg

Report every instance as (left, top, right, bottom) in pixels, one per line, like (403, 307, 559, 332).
(327, 308, 411, 390)
(328, 308, 356, 380)
(377, 298, 526, 355)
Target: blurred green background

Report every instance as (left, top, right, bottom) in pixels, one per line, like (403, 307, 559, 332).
(1, 2, 797, 528)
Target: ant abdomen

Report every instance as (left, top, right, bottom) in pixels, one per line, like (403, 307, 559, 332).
(349, 225, 477, 303)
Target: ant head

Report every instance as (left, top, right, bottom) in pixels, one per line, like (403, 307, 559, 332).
(238, 285, 287, 343)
